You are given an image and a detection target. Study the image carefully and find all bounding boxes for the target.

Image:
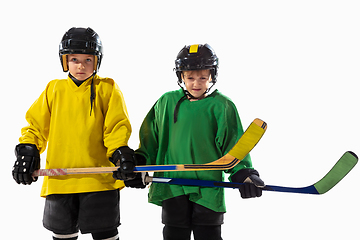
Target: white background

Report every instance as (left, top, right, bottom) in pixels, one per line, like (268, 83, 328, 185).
(1, 1, 359, 239)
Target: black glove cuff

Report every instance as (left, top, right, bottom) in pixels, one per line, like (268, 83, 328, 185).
(231, 168, 260, 183)
(110, 146, 135, 166)
(15, 144, 40, 159)
(124, 172, 149, 189)
(134, 154, 147, 165)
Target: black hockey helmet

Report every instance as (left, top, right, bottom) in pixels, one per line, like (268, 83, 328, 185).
(173, 44, 219, 123)
(59, 27, 103, 72)
(174, 44, 219, 84)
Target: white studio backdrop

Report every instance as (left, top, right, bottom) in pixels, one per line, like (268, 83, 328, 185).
(1, 1, 359, 239)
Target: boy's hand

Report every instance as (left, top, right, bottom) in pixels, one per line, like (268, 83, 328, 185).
(124, 172, 149, 189)
(123, 153, 149, 188)
(13, 144, 40, 185)
(231, 169, 265, 199)
(110, 146, 137, 181)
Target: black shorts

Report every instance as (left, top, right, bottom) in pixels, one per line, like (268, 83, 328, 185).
(162, 195, 224, 228)
(43, 190, 120, 234)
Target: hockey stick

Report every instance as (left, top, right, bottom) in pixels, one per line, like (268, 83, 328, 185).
(33, 118, 267, 177)
(145, 151, 358, 195)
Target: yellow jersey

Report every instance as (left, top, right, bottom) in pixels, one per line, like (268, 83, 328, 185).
(19, 75, 131, 197)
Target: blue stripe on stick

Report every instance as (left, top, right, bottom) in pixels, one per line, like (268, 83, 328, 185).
(264, 185, 319, 194)
(134, 165, 177, 171)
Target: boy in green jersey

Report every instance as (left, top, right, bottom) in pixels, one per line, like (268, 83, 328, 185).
(134, 44, 264, 240)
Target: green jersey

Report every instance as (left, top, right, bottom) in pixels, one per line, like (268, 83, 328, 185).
(136, 89, 253, 212)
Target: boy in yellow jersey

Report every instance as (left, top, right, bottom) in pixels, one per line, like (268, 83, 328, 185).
(12, 27, 137, 240)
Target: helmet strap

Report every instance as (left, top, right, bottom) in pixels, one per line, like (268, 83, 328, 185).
(177, 79, 216, 100)
(173, 94, 187, 123)
(174, 80, 216, 123)
(90, 71, 96, 116)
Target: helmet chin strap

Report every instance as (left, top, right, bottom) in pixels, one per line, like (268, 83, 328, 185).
(173, 81, 215, 123)
(177, 78, 215, 99)
(90, 71, 96, 116)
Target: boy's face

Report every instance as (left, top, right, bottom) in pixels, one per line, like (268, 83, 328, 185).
(182, 69, 212, 99)
(68, 54, 95, 81)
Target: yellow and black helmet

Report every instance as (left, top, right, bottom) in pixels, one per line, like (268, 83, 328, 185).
(174, 43, 219, 84)
(59, 27, 103, 72)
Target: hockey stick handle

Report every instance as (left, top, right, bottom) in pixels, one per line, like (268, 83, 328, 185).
(33, 118, 267, 177)
(32, 165, 180, 176)
(32, 118, 267, 177)
(144, 151, 358, 195)
(33, 167, 118, 176)
(144, 176, 320, 194)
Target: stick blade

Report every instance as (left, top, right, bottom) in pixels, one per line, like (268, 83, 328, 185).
(181, 118, 267, 171)
(314, 151, 358, 194)
(227, 118, 267, 160)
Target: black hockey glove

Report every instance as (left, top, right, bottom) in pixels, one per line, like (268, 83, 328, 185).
(124, 172, 149, 188)
(13, 144, 40, 185)
(123, 154, 149, 188)
(109, 146, 137, 181)
(231, 169, 265, 199)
